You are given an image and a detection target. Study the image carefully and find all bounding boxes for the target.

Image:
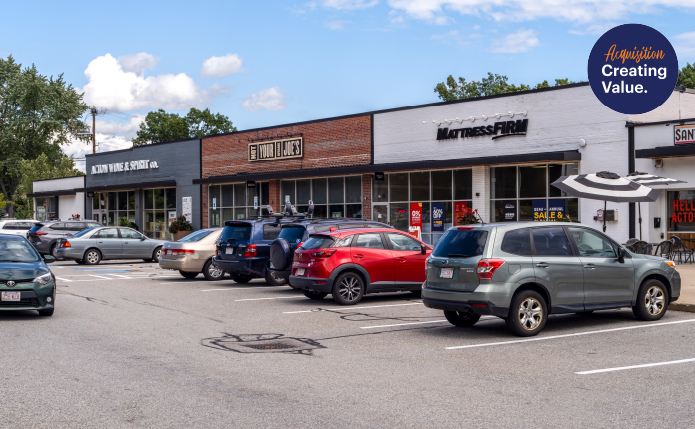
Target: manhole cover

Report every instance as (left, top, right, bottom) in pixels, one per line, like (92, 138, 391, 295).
(202, 334, 324, 354)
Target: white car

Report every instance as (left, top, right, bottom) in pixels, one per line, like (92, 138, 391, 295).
(0, 219, 41, 237)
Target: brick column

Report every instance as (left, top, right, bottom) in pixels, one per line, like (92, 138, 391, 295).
(471, 166, 490, 223)
(268, 180, 281, 213)
(362, 174, 372, 220)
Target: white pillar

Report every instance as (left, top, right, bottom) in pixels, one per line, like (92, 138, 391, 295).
(471, 166, 490, 223)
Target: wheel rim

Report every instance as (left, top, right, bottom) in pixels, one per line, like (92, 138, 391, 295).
(86, 251, 98, 264)
(155, 249, 161, 260)
(338, 276, 361, 301)
(645, 286, 665, 315)
(517, 297, 543, 330)
(208, 262, 223, 278)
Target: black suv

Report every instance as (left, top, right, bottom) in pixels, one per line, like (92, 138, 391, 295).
(266, 218, 392, 286)
(28, 220, 102, 256)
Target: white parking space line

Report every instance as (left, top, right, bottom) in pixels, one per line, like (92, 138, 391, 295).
(576, 358, 695, 375)
(360, 316, 495, 329)
(199, 286, 288, 291)
(284, 302, 423, 314)
(445, 318, 695, 350)
(55, 277, 73, 282)
(236, 296, 305, 302)
(88, 275, 112, 279)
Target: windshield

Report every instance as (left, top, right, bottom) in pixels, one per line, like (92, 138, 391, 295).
(28, 224, 43, 233)
(179, 229, 216, 242)
(301, 235, 336, 250)
(72, 227, 97, 238)
(432, 229, 488, 258)
(279, 226, 305, 243)
(219, 225, 252, 242)
(0, 238, 41, 262)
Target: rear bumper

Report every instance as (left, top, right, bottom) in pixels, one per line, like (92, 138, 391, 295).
(214, 257, 267, 276)
(423, 297, 508, 318)
(268, 268, 291, 283)
(289, 276, 333, 293)
(30, 239, 52, 254)
(158, 257, 205, 272)
(54, 247, 84, 260)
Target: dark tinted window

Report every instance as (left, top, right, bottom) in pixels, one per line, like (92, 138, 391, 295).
(262, 224, 281, 240)
(28, 224, 43, 233)
(279, 226, 306, 243)
(532, 227, 572, 256)
(0, 238, 40, 262)
(354, 233, 384, 249)
(432, 229, 488, 258)
(67, 223, 85, 231)
(48, 223, 66, 230)
(219, 225, 252, 242)
(501, 228, 532, 256)
(72, 228, 97, 238)
(301, 235, 336, 250)
(2, 223, 16, 230)
(178, 230, 215, 242)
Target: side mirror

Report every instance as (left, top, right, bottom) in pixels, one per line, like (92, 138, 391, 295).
(421, 244, 427, 255)
(141, 236, 147, 241)
(43, 255, 56, 264)
(617, 247, 626, 263)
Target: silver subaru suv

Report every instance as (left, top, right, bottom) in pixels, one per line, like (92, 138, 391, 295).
(422, 222, 681, 337)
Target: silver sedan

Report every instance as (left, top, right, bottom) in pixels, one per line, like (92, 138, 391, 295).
(54, 227, 168, 265)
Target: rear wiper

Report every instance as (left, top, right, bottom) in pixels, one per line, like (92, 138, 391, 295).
(447, 254, 471, 258)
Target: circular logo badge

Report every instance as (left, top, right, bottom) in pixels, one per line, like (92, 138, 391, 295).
(588, 24, 678, 115)
(5, 281, 16, 288)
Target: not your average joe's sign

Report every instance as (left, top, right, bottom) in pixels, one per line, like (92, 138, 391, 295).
(249, 137, 303, 161)
(437, 119, 528, 141)
(91, 160, 159, 175)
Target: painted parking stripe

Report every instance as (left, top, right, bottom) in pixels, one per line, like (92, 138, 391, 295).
(236, 296, 305, 302)
(284, 302, 423, 314)
(576, 358, 695, 375)
(360, 316, 495, 329)
(445, 318, 695, 350)
(55, 277, 73, 282)
(89, 274, 112, 279)
(200, 286, 288, 291)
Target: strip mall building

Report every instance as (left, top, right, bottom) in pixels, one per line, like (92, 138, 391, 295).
(38, 83, 695, 244)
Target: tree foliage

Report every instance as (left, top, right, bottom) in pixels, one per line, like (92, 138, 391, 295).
(677, 63, 695, 90)
(0, 55, 87, 217)
(434, 73, 581, 101)
(132, 108, 237, 146)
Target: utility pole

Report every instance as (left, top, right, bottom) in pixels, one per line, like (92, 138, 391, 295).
(91, 107, 97, 154)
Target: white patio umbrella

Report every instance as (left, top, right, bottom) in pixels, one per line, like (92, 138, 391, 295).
(627, 172, 687, 240)
(551, 171, 661, 232)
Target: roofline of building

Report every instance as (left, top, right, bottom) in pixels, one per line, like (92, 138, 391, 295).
(85, 138, 201, 158)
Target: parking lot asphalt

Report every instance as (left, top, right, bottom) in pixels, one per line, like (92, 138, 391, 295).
(2, 260, 695, 428)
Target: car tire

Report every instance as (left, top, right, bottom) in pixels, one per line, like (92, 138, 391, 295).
(632, 279, 668, 321)
(331, 271, 365, 305)
(265, 270, 287, 286)
(505, 290, 548, 337)
(230, 273, 253, 284)
(303, 290, 328, 300)
(151, 247, 162, 263)
(50, 243, 57, 258)
(180, 271, 198, 279)
(444, 311, 481, 327)
(83, 249, 101, 265)
(38, 308, 54, 316)
(203, 259, 225, 281)
(270, 238, 292, 271)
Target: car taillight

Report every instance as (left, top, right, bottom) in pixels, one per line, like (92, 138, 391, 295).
(457, 227, 473, 230)
(477, 259, 505, 280)
(244, 244, 257, 257)
(61, 241, 71, 248)
(170, 249, 194, 255)
(296, 242, 303, 249)
(31, 232, 47, 236)
(310, 248, 337, 257)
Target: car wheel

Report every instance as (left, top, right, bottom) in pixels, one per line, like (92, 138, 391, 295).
(444, 311, 481, 327)
(151, 247, 162, 263)
(38, 308, 54, 317)
(203, 259, 225, 281)
(83, 249, 101, 265)
(230, 273, 253, 284)
(50, 243, 57, 258)
(332, 272, 365, 305)
(632, 279, 668, 321)
(505, 290, 547, 337)
(179, 271, 198, 279)
(303, 290, 327, 300)
(265, 270, 287, 286)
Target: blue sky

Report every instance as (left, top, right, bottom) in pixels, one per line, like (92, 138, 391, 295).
(3, 0, 695, 164)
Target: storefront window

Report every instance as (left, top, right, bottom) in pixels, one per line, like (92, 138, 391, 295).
(453, 169, 472, 200)
(432, 170, 452, 200)
(549, 163, 579, 197)
(373, 175, 388, 203)
(345, 176, 361, 204)
(519, 166, 547, 198)
(91, 191, 135, 227)
(35, 196, 57, 221)
(143, 188, 175, 239)
(312, 179, 327, 204)
(329, 177, 344, 204)
(410, 172, 429, 201)
(491, 166, 517, 199)
(297, 180, 311, 204)
(390, 173, 408, 202)
(208, 182, 269, 227)
(668, 191, 695, 232)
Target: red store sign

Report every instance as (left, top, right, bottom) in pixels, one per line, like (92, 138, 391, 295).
(671, 199, 695, 223)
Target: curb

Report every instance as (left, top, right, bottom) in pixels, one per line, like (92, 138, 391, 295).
(669, 303, 695, 313)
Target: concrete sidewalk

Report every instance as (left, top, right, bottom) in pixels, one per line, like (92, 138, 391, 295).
(670, 263, 695, 313)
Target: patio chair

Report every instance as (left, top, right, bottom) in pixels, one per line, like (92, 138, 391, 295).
(632, 241, 649, 254)
(670, 235, 694, 264)
(625, 238, 639, 247)
(642, 243, 653, 255)
(653, 240, 672, 259)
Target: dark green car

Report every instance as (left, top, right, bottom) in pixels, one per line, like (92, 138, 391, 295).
(0, 235, 56, 316)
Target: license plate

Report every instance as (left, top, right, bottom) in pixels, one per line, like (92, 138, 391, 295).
(440, 268, 454, 279)
(225, 247, 234, 254)
(296, 268, 305, 276)
(1, 292, 20, 301)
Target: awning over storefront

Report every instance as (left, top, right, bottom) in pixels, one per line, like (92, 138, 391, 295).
(80, 180, 178, 193)
(27, 190, 77, 198)
(194, 150, 581, 184)
(635, 145, 695, 159)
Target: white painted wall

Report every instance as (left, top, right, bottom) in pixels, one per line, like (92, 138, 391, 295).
(58, 194, 85, 220)
(33, 176, 84, 193)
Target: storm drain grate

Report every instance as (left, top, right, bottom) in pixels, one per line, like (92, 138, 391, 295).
(202, 334, 325, 354)
(243, 342, 296, 350)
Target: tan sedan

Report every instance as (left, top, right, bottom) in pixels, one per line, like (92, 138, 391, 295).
(159, 228, 224, 280)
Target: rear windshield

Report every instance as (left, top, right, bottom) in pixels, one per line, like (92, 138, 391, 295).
(28, 224, 43, 233)
(0, 238, 40, 262)
(279, 226, 305, 243)
(219, 225, 252, 242)
(432, 229, 488, 258)
(72, 228, 98, 238)
(301, 235, 336, 250)
(178, 229, 215, 242)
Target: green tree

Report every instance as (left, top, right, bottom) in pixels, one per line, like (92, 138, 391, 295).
(0, 55, 88, 217)
(677, 63, 695, 89)
(132, 107, 237, 146)
(434, 73, 581, 101)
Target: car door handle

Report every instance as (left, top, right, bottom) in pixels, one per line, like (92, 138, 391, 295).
(124, 241, 129, 244)
(395, 257, 406, 262)
(353, 254, 364, 259)
(536, 263, 549, 268)
(584, 264, 596, 270)
(98, 241, 104, 243)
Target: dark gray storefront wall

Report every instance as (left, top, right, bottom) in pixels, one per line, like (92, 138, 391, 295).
(85, 139, 201, 230)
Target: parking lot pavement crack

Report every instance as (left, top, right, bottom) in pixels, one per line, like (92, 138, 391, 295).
(120, 297, 225, 323)
(57, 290, 114, 307)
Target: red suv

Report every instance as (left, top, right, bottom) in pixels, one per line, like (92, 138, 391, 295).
(289, 228, 432, 305)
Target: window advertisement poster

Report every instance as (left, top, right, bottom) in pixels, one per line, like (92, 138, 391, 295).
(182, 196, 193, 223)
(432, 202, 445, 232)
(532, 199, 547, 221)
(410, 203, 422, 228)
(548, 199, 566, 221)
(454, 201, 469, 225)
(503, 200, 517, 222)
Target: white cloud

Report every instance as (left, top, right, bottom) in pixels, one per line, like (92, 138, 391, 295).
(387, 0, 690, 24)
(117, 52, 159, 76)
(63, 134, 133, 171)
(242, 87, 286, 111)
(491, 28, 539, 53)
(326, 20, 350, 29)
(79, 53, 228, 112)
(674, 32, 695, 60)
(200, 53, 244, 78)
(322, 0, 378, 9)
(95, 114, 145, 141)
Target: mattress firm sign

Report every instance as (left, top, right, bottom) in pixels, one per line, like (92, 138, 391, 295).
(91, 160, 159, 175)
(249, 137, 303, 161)
(436, 119, 528, 141)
